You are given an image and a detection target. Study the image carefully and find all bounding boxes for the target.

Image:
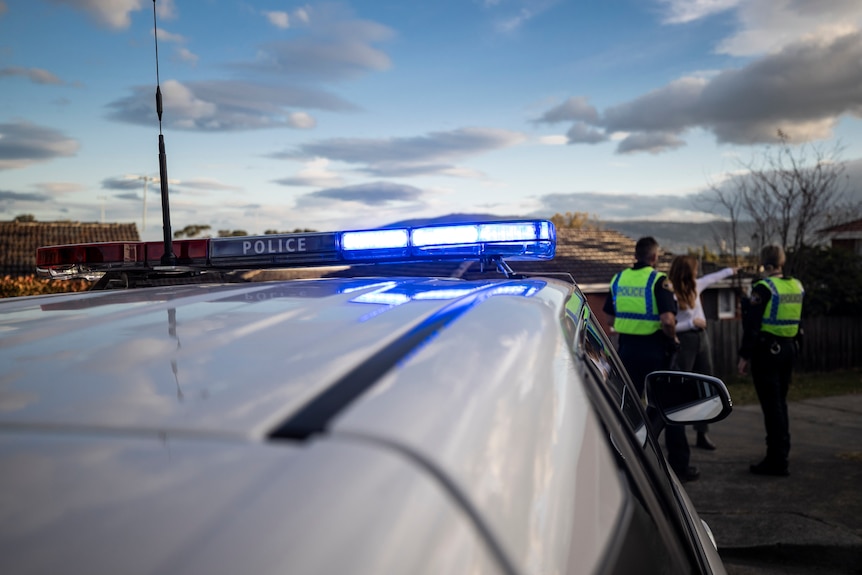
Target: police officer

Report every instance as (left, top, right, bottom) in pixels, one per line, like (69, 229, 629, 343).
(604, 237, 699, 482)
(738, 245, 804, 476)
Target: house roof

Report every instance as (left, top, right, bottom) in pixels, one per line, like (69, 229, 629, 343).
(819, 218, 862, 235)
(0, 221, 140, 276)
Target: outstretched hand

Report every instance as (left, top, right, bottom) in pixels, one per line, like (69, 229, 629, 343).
(737, 358, 749, 376)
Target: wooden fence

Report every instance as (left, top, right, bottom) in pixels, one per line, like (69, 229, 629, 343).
(707, 316, 862, 378)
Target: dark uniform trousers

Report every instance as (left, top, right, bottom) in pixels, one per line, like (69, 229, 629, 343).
(751, 335, 795, 464)
(619, 332, 690, 476)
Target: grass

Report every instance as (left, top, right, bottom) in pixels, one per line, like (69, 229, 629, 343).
(722, 368, 862, 406)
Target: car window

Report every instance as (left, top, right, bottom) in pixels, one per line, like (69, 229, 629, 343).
(566, 293, 646, 443)
(564, 292, 705, 573)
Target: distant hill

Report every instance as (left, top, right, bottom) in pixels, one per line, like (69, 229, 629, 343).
(603, 220, 759, 255)
(384, 213, 518, 228)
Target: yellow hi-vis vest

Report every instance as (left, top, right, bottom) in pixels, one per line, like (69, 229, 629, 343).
(756, 277, 804, 338)
(610, 267, 665, 335)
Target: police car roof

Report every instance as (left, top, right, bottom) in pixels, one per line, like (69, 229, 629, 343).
(0, 276, 564, 439)
(0, 274, 625, 575)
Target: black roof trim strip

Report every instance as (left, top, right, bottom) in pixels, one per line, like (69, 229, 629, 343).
(268, 290, 486, 441)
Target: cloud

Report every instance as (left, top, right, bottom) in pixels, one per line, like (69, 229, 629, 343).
(533, 97, 599, 124)
(154, 28, 198, 65)
(566, 122, 608, 145)
(245, 4, 394, 81)
(33, 182, 85, 194)
(0, 67, 64, 85)
(0, 190, 51, 202)
(657, 0, 741, 25)
(298, 181, 425, 208)
(101, 176, 156, 192)
(487, 0, 562, 33)
(532, 191, 718, 221)
(276, 127, 526, 177)
(538, 135, 568, 146)
(106, 79, 352, 131)
(264, 11, 290, 29)
(176, 178, 243, 192)
(274, 157, 345, 188)
(156, 29, 186, 43)
(98, 5, 391, 133)
(46, 0, 176, 30)
(715, 0, 862, 56)
(616, 132, 686, 154)
(175, 47, 199, 65)
(0, 121, 79, 170)
(549, 31, 862, 153)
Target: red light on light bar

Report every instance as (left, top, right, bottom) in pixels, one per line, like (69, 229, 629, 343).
(36, 242, 144, 267)
(145, 239, 209, 266)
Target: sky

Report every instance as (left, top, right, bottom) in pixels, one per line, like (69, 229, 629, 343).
(2, 0, 862, 241)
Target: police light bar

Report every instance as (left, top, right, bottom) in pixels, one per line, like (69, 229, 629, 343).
(35, 219, 555, 280)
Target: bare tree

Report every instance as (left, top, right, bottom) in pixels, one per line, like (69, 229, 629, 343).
(739, 130, 848, 255)
(697, 130, 850, 268)
(693, 181, 747, 266)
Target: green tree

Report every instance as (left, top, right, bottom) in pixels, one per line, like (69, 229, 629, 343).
(264, 228, 317, 234)
(13, 214, 36, 223)
(789, 246, 862, 317)
(549, 212, 601, 230)
(218, 229, 248, 237)
(174, 224, 212, 239)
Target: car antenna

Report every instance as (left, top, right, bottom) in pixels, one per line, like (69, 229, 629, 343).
(152, 0, 176, 266)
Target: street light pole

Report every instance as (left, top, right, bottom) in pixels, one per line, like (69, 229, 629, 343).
(97, 195, 107, 223)
(130, 175, 159, 232)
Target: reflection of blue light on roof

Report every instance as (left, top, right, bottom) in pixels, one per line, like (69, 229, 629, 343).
(340, 281, 397, 295)
(348, 280, 545, 309)
(486, 285, 541, 297)
(411, 288, 479, 300)
(350, 292, 411, 306)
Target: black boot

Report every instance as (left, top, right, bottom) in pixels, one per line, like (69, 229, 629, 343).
(675, 466, 700, 483)
(696, 431, 716, 450)
(749, 458, 789, 476)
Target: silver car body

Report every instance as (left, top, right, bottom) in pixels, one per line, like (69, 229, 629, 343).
(0, 273, 726, 574)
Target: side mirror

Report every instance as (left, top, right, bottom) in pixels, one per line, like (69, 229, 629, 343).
(645, 371, 733, 425)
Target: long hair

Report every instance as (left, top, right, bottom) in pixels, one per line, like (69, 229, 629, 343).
(669, 255, 698, 310)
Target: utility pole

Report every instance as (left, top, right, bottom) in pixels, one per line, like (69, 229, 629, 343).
(127, 175, 159, 232)
(97, 195, 107, 223)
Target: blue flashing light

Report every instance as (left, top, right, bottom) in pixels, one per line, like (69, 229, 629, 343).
(339, 219, 554, 263)
(410, 220, 555, 260)
(412, 225, 479, 247)
(342, 229, 409, 251)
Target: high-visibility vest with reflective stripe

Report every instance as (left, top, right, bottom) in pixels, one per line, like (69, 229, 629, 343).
(756, 277, 804, 338)
(610, 267, 665, 335)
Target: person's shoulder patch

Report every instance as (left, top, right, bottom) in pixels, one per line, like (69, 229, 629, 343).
(661, 279, 673, 292)
(750, 292, 762, 305)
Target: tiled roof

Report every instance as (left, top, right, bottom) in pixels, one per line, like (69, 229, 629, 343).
(819, 218, 862, 234)
(0, 221, 140, 276)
